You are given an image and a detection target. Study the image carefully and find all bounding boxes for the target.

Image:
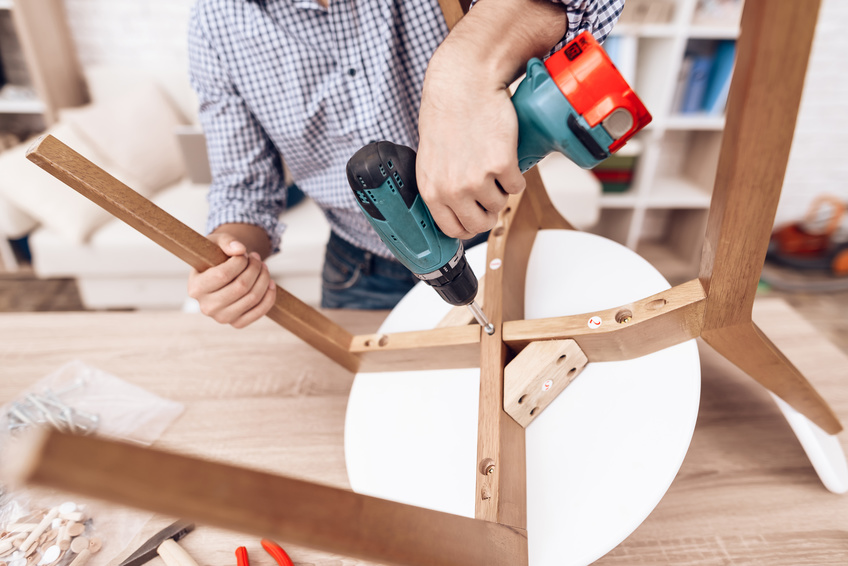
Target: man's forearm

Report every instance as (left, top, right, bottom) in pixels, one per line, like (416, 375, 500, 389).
(438, 0, 568, 87)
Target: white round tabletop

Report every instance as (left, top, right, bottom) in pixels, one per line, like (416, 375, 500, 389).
(345, 230, 701, 566)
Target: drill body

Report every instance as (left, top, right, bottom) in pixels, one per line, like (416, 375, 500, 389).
(345, 31, 651, 312)
(346, 142, 478, 307)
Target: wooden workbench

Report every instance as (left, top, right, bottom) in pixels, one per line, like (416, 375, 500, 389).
(1, 299, 846, 565)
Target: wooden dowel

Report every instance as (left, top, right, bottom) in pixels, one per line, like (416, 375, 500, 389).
(9, 430, 528, 566)
(26, 135, 359, 373)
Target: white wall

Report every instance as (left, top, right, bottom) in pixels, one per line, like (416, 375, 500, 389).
(63, 0, 193, 69)
(779, 0, 848, 228)
(60, 0, 848, 228)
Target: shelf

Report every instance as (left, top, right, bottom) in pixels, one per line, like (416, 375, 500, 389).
(0, 98, 45, 113)
(599, 192, 640, 209)
(665, 113, 725, 130)
(687, 25, 740, 39)
(646, 177, 712, 208)
(609, 23, 678, 38)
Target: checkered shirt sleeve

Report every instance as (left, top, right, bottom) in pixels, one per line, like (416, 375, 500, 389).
(188, 0, 625, 256)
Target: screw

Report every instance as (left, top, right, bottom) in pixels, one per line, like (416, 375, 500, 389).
(619, 316, 631, 324)
(479, 458, 496, 476)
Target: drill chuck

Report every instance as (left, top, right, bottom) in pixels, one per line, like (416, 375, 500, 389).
(411, 243, 479, 307)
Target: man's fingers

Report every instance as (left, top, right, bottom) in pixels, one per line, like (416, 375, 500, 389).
(231, 278, 277, 329)
(209, 232, 248, 257)
(197, 254, 265, 321)
(455, 204, 498, 237)
(475, 181, 510, 215)
(428, 202, 474, 240)
(224, 258, 272, 319)
(496, 164, 526, 195)
(188, 254, 249, 297)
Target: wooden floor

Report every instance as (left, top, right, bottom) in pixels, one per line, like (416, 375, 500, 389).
(1, 270, 847, 565)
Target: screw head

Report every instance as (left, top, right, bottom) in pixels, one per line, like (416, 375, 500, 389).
(479, 458, 496, 476)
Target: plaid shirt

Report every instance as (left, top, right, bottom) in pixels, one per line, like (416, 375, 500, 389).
(188, 0, 625, 257)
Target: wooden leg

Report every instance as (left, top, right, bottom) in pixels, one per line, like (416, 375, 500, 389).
(26, 135, 359, 373)
(522, 166, 575, 231)
(12, 430, 528, 566)
(701, 323, 842, 435)
(695, 0, 841, 435)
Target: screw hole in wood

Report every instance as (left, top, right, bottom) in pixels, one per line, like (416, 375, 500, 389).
(615, 309, 633, 324)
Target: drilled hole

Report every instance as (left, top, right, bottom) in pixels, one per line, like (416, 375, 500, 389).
(518, 394, 527, 404)
(364, 339, 372, 347)
(568, 367, 577, 377)
(530, 407, 539, 416)
(556, 354, 567, 364)
(377, 334, 389, 347)
(493, 226, 505, 237)
(615, 309, 633, 324)
(646, 298, 667, 310)
(504, 207, 512, 215)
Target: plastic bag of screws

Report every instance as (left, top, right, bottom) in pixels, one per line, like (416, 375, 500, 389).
(0, 361, 183, 445)
(0, 496, 102, 566)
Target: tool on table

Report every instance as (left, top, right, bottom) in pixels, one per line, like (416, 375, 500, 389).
(346, 32, 650, 330)
(118, 520, 197, 566)
(235, 539, 294, 566)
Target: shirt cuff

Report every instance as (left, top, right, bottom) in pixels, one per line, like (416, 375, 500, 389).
(206, 202, 287, 255)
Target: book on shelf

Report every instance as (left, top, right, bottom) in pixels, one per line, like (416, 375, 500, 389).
(671, 39, 736, 116)
(592, 153, 639, 193)
(602, 35, 638, 87)
(701, 40, 735, 115)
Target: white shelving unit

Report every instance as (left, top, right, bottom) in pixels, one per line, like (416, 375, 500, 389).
(590, 0, 742, 283)
(0, 0, 87, 136)
(0, 0, 87, 272)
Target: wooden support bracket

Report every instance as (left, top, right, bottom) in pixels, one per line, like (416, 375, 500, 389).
(504, 339, 588, 428)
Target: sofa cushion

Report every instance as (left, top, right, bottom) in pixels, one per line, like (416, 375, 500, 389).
(61, 80, 187, 196)
(0, 123, 150, 243)
(32, 180, 330, 280)
(0, 191, 38, 239)
(84, 65, 198, 126)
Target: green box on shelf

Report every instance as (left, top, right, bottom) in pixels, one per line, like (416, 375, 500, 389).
(593, 153, 639, 193)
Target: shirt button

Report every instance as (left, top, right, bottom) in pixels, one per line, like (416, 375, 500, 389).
(347, 68, 357, 76)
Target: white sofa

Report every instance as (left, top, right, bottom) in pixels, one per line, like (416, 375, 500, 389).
(0, 66, 600, 310)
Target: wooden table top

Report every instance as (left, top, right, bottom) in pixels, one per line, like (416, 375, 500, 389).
(1, 299, 846, 565)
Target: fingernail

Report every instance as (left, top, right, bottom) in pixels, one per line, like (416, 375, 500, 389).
(250, 252, 261, 261)
(268, 280, 275, 290)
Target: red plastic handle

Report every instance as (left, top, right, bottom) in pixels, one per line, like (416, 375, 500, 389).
(260, 540, 294, 566)
(235, 546, 250, 566)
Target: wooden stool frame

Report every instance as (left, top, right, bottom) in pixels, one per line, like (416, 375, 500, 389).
(15, 1, 841, 565)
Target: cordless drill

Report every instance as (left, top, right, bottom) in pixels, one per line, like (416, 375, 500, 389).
(345, 31, 651, 331)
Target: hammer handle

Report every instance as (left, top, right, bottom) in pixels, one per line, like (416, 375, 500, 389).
(157, 539, 199, 566)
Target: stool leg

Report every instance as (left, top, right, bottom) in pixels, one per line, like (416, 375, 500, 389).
(701, 322, 842, 435)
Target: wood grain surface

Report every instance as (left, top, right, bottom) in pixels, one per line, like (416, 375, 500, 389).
(1, 300, 846, 565)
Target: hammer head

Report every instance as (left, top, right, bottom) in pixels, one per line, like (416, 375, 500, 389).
(118, 521, 194, 566)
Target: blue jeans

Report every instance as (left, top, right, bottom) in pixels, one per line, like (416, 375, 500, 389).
(321, 232, 419, 309)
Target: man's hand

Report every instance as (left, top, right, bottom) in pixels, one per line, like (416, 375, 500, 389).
(187, 223, 276, 329)
(417, 0, 568, 239)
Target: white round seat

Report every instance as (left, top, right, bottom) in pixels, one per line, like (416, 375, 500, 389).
(345, 230, 701, 565)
